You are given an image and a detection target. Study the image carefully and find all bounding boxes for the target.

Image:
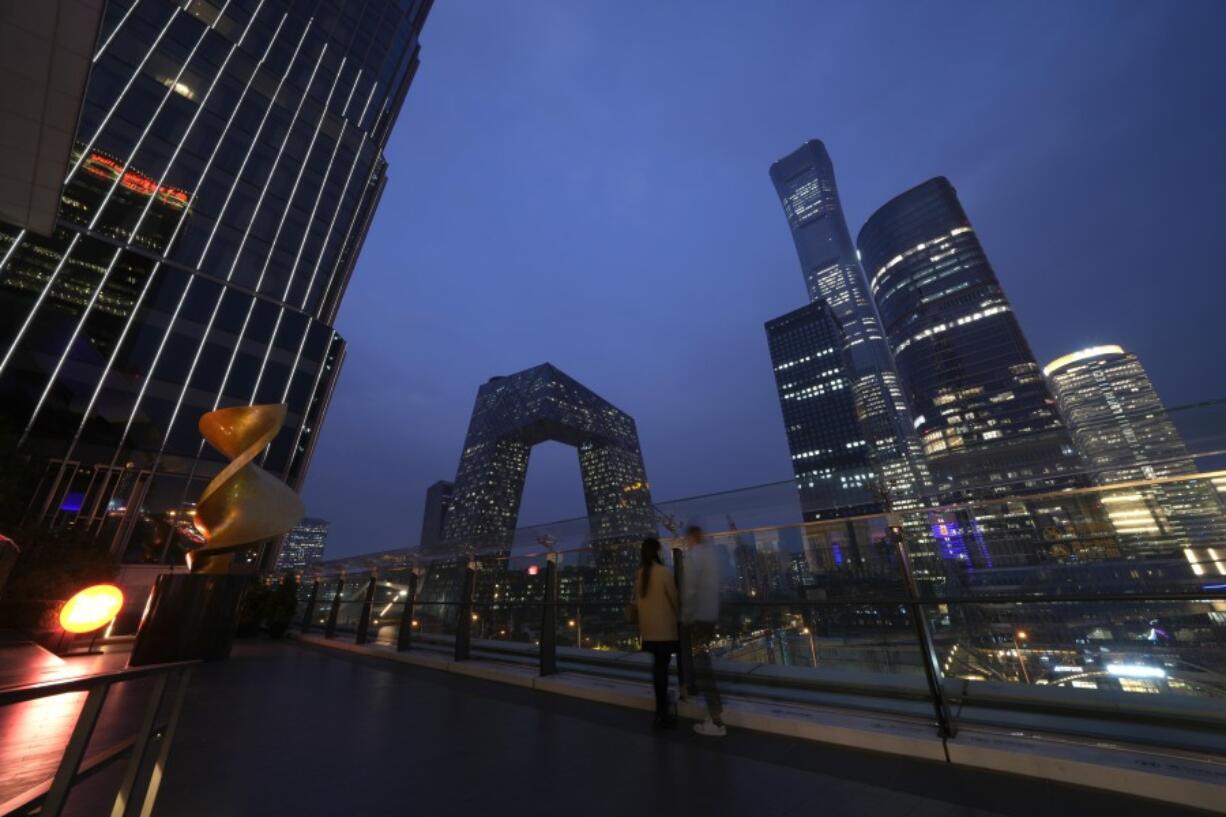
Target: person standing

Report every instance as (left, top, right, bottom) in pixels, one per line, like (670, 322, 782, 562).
(632, 537, 679, 730)
(681, 525, 726, 736)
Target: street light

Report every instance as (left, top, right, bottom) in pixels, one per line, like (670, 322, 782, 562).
(1012, 630, 1031, 684)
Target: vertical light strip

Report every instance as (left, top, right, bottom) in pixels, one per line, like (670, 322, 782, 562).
(0, 228, 27, 276)
(297, 79, 378, 313)
(19, 3, 237, 442)
(92, 0, 143, 62)
(205, 48, 337, 410)
(155, 38, 328, 460)
(66, 4, 183, 184)
(103, 13, 295, 471)
(249, 58, 355, 401)
(255, 71, 368, 465)
(313, 155, 379, 323)
(0, 233, 81, 378)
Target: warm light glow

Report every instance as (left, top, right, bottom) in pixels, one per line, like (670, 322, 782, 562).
(1042, 345, 1125, 377)
(1015, 631, 1028, 641)
(1107, 663, 1165, 679)
(59, 584, 124, 633)
(568, 619, 577, 627)
(527, 564, 539, 576)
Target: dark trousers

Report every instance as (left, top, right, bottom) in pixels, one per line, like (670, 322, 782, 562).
(688, 622, 723, 720)
(642, 640, 677, 717)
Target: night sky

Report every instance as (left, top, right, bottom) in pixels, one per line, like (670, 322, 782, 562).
(302, 1, 1226, 559)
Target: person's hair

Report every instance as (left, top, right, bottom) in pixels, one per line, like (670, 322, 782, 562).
(639, 537, 663, 596)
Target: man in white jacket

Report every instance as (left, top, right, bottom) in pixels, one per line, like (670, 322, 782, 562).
(681, 525, 726, 736)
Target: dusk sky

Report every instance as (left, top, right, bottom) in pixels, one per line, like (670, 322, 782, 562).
(303, 1, 1226, 559)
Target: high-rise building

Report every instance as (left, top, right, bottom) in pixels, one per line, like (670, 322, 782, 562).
(1045, 345, 1226, 573)
(275, 516, 329, 572)
(436, 364, 654, 555)
(0, 1, 432, 567)
(765, 141, 929, 518)
(857, 177, 1082, 499)
(766, 302, 882, 518)
(418, 479, 452, 551)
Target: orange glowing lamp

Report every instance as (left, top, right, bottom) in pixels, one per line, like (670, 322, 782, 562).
(59, 584, 124, 634)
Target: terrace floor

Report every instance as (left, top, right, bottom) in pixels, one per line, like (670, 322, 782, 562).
(151, 640, 1210, 817)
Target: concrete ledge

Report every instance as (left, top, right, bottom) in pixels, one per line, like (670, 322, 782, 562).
(297, 634, 1225, 813)
(948, 729, 1226, 814)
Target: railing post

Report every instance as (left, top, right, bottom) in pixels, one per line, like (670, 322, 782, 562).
(355, 574, 377, 645)
(109, 673, 170, 817)
(300, 578, 319, 633)
(455, 560, 476, 661)
(673, 547, 697, 696)
(540, 554, 558, 676)
(324, 576, 343, 639)
(136, 667, 194, 817)
(397, 570, 418, 652)
(42, 680, 111, 817)
(890, 522, 956, 738)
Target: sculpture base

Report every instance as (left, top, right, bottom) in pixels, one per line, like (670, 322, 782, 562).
(128, 573, 249, 666)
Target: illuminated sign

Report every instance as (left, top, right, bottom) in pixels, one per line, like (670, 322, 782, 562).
(59, 584, 124, 633)
(81, 150, 191, 210)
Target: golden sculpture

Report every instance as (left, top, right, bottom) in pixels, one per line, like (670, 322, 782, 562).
(189, 404, 304, 574)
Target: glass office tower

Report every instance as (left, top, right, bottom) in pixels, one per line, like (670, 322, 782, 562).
(1045, 345, 1226, 572)
(274, 515, 329, 572)
(766, 141, 929, 518)
(766, 301, 884, 519)
(0, 0, 431, 566)
(857, 177, 1082, 500)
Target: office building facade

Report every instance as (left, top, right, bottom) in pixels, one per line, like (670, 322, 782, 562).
(436, 363, 655, 555)
(0, 0, 431, 566)
(767, 301, 884, 518)
(417, 479, 452, 551)
(1045, 345, 1226, 572)
(857, 177, 1082, 499)
(274, 515, 329, 572)
(766, 141, 929, 518)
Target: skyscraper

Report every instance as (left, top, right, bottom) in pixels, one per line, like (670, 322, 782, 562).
(1045, 345, 1226, 572)
(275, 516, 329, 572)
(857, 177, 1082, 499)
(418, 479, 452, 551)
(0, 1, 432, 567)
(765, 141, 929, 518)
(766, 302, 882, 518)
(436, 363, 654, 555)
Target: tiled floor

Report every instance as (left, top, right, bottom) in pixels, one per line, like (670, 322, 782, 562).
(152, 641, 1209, 817)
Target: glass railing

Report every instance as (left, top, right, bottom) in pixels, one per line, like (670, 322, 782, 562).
(295, 399, 1226, 755)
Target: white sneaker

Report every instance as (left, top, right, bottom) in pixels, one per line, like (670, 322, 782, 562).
(693, 717, 727, 737)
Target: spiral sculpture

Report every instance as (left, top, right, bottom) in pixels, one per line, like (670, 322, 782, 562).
(189, 404, 304, 574)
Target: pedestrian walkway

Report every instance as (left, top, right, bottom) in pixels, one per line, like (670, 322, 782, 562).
(153, 641, 1207, 817)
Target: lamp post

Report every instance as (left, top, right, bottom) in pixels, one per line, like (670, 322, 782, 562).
(1013, 630, 1031, 684)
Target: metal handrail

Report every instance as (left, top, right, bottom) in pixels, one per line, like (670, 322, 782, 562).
(0, 660, 198, 817)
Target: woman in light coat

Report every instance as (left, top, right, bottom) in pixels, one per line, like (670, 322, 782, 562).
(632, 537, 679, 729)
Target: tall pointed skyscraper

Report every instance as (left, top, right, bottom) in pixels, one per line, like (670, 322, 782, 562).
(765, 141, 929, 519)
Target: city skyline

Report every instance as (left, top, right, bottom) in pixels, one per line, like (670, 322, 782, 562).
(302, 2, 1226, 558)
